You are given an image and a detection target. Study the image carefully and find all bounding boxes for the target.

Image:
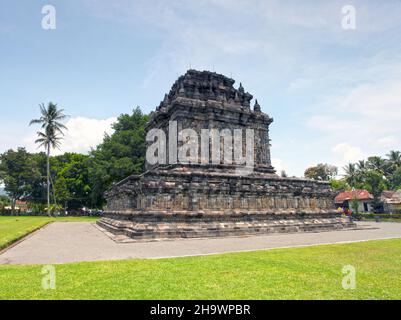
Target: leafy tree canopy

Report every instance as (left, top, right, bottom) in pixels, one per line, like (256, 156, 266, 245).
(342, 150, 401, 190)
(304, 163, 338, 181)
(89, 107, 149, 206)
(330, 179, 350, 191)
(0, 148, 41, 210)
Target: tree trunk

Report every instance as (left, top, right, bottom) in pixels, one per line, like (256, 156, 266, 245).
(47, 145, 51, 217)
(11, 198, 16, 216)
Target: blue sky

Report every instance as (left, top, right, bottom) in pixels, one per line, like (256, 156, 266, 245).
(1, 0, 401, 176)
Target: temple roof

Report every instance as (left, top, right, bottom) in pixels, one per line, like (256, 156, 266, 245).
(155, 70, 261, 112)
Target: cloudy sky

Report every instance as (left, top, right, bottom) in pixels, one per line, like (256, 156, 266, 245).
(1, 0, 400, 176)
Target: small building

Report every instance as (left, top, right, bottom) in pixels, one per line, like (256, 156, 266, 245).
(4, 200, 28, 213)
(382, 190, 401, 214)
(15, 200, 28, 212)
(335, 189, 374, 213)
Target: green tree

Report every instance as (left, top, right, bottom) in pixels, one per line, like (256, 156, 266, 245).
(30, 102, 68, 216)
(350, 195, 359, 214)
(330, 179, 350, 191)
(356, 160, 367, 173)
(53, 176, 70, 210)
(386, 150, 401, 183)
(0, 148, 38, 214)
(52, 153, 91, 210)
(366, 156, 388, 177)
(363, 170, 387, 212)
(29, 152, 47, 204)
(343, 163, 358, 188)
(0, 195, 11, 212)
(304, 163, 338, 181)
(387, 150, 401, 168)
(89, 107, 149, 207)
(389, 166, 401, 190)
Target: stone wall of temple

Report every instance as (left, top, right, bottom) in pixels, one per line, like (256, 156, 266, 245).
(105, 169, 335, 215)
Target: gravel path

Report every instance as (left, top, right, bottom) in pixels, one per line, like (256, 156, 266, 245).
(1, 221, 401, 265)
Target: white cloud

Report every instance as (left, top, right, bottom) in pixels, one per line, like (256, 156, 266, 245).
(306, 80, 401, 167)
(376, 135, 400, 149)
(272, 157, 287, 175)
(332, 143, 364, 163)
(23, 117, 116, 155)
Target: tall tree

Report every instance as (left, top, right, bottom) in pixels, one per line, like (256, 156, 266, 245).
(29, 102, 68, 216)
(366, 156, 387, 174)
(343, 163, 358, 188)
(363, 170, 387, 211)
(389, 166, 401, 190)
(89, 107, 149, 207)
(356, 160, 367, 172)
(386, 150, 401, 178)
(387, 150, 401, 167)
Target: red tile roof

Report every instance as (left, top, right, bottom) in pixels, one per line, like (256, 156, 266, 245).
(335, 189, 373, 203)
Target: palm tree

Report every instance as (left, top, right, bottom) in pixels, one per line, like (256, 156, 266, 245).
(30, 103, 68, 216)
(356, 160, 367, 172)
(387, 150, 401, 168)
(367, 156, 386, 173)
(343, 163, 358, 188)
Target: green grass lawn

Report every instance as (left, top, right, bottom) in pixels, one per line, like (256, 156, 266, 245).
(1, 238, 401, 300)
(0, 216, 99, 250)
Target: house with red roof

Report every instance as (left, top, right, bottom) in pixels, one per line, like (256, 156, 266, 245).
(334, 189, 374, 213)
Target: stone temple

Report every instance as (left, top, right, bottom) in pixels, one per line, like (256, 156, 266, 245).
(98, 70, 354, 241)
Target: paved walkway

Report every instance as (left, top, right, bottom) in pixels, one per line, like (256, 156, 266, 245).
(1, 221, 401, 265)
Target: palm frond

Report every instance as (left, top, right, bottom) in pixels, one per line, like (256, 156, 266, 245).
(30, 102, 69, 151)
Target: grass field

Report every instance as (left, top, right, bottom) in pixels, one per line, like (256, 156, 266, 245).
(0, 216, 99, 250)
(1, 237, 401, 300)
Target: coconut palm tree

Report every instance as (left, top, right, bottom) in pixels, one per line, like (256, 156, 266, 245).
(356, 160, 367, 172)
(367, 156, 387, 174)
(343, 163, 358, 188)
(387, 150, 401, 168)
(30, 103, 68, 216)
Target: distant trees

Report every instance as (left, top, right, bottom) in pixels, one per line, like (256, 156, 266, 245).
(0, 150, 91, 213)
(304, 163, 338, 181)
(0, 146, 143, 213)
(0, 148, 40, 214)
(304, 152, 401, 205)
(342, 151, 401, 189)
(341, 151, 401, 211)
(1, 107, 149, 214)
(0, 195, 10, 208)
